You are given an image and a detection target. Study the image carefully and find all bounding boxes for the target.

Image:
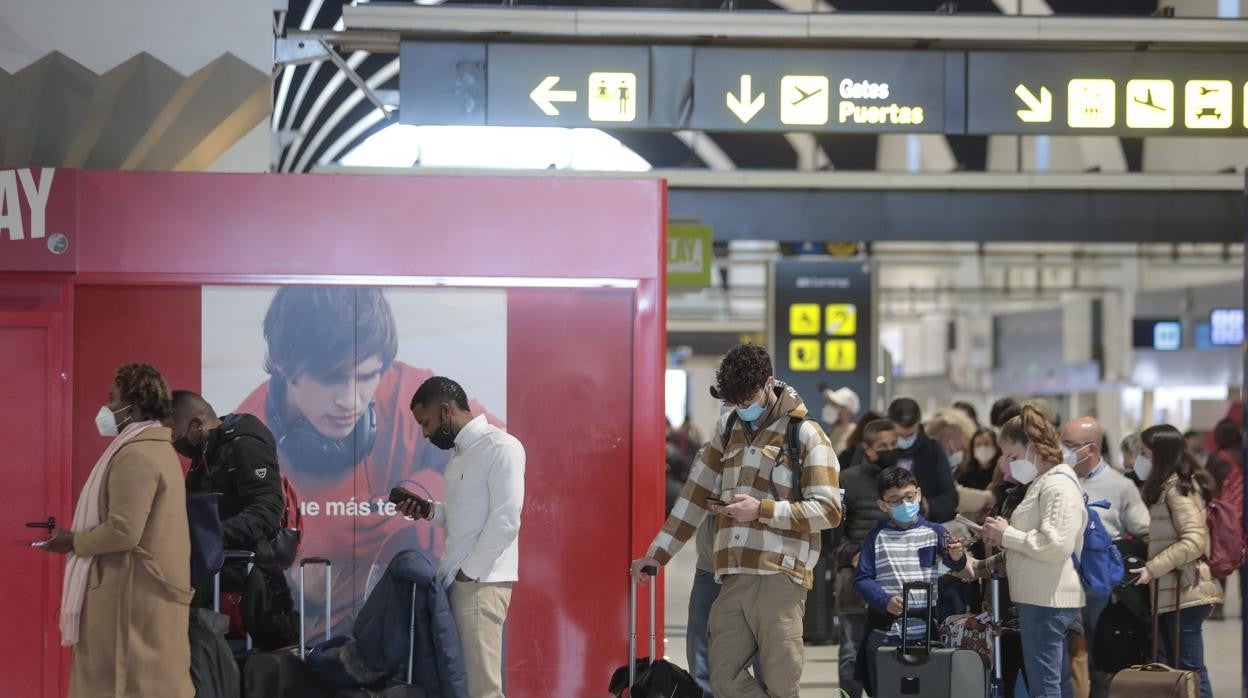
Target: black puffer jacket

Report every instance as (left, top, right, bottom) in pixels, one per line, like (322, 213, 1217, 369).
(187, 413, 284, 551)
(833, 449, 888, 569)
(895, 428, 958, 524)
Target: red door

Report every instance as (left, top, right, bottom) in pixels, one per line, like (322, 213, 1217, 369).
(0, 312, 65, 697)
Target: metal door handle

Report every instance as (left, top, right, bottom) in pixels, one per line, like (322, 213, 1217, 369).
(25, 516, 55, 530)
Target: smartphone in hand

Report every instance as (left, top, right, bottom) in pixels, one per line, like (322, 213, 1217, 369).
(389, 486, 432, 519)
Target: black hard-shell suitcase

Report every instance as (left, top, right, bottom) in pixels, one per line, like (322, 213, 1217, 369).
(608, 566, 701, 698)
(875, 581, 990, 698)
(803, 554, 837, 645)
(240, 556, 335, 698)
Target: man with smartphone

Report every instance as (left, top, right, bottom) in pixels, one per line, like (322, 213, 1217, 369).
(631, 344, 842, 698)
(398, 377, 526, 698)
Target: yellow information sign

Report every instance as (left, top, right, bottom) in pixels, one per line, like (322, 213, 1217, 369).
(825, 304, 857, 336)
(1184, 80, 1232, 129)
(790, 340, 820, 371)
(588, 72, 637, 123)
(825, 340, 857, 371)
(789, 303, 821, 336)
(780, 75, 830, 126)
(1067, 79, 1116, 128)
(1125, 79, 1174, 129)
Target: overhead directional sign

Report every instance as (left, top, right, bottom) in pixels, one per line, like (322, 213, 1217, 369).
(692, 48, 954, 133)
(485, 44, 650, 128)
(968, 51, 1248, 135)
(402, 42, 1248, 136)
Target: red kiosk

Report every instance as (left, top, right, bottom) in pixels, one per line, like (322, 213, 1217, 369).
(0, 168, 667, 697)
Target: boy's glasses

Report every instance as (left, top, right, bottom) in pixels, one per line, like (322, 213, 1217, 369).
(884, 492, 921, 506)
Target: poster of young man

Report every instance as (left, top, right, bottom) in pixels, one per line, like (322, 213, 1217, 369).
(201, 285, 507, 635)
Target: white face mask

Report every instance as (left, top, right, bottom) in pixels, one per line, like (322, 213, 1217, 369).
(946, 451, 965, 468)
(974, 446, 997, 464)
(1061, 443, 1091, 468)
(822, 404, 838, 425)
(1133, 455, 1154, 481)
(95, 404, 131, 438)
(1010, 446, 1038, 485)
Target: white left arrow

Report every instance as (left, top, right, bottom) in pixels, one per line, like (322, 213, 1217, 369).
(530, 76, 577, 116)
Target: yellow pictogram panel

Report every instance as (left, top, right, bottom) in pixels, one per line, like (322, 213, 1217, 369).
(780, 75, 830, 126)
(588, 72, 637, 123)
(789, 303, 821, 336)
(1185, 80, 1232, 130)
(825, 340, 857, 371)
(789, 340, 821, 371)
(1067, 79, 1116, 128)
(1125, 79, 1174, 129)
(825, 304, 857, 336)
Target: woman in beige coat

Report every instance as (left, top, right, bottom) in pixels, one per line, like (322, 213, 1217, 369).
(1126, 424, 1221, 698)
(44, 363, 194, 698)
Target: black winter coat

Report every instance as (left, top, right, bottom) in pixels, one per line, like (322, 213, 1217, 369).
(187, 413, 284, 551)
(833, 450, 887, 569)
(895, 429, 958, 524)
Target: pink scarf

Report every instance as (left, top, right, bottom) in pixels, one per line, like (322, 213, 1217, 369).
(59, 421, 160, 647)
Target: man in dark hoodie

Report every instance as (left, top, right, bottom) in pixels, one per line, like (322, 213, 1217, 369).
(832, 418, 897, 698)
(168, 390, 285, 564)
(886, 398, 958, 524)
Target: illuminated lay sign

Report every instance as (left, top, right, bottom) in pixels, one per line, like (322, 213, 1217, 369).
(968, 52, 1248, 135)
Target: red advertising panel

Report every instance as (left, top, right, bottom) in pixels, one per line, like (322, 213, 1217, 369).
(0, 169, 666, 698)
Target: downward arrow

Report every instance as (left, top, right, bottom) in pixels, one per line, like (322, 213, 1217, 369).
(1015, 84, 1053, 123)
(727, 75, 765, 124)
(530, 76, 577, 116)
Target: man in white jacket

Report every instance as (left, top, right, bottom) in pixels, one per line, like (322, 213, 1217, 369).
(401, 376, 526, 698)
(1061, 416, 1149, 698)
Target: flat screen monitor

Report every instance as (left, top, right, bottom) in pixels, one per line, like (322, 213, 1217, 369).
(1132, 318, 1182, 351)
(1210, 308, 1244, 346)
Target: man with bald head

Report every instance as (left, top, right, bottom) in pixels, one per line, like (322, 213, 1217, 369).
(1061, 415, 1150, 698)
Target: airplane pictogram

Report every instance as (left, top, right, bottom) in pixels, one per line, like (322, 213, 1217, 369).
(1133, 89, 1165, 111)
(791, 85, 823, 106)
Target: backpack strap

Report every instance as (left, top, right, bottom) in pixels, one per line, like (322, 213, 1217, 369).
(721, 411, 739, 454)
(785, 417, 805, 501)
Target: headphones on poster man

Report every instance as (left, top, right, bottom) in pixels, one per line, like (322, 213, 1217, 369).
(265, 378, 378, 475)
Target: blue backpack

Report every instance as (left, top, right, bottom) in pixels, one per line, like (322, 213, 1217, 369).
(1057, 472, 1125, 596)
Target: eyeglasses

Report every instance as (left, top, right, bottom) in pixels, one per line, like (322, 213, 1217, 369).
(884, 492, 921, 506)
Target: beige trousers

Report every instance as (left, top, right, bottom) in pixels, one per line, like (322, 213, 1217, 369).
(709, 573, 807, 698)
(450, 581, 513, 698)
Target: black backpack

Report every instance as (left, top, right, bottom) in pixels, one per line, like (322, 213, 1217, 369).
(721, 413, 836, 553)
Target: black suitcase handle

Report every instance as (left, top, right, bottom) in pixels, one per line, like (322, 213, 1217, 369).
(897, 581, 935, 659)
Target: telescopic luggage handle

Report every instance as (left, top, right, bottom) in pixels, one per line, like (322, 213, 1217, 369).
(898, 581, 935, 658)
(628, 565, 658, 690)
(299, 556, 332, 659)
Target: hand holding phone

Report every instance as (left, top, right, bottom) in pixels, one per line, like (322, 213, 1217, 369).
(389, 486, 433, 520)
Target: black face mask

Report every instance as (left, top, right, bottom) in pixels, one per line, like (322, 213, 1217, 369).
(173, 421, 201, 459)
(875, 449, 900, 470)
(174, 435, 198, 459)
(429, 410, 457, 451)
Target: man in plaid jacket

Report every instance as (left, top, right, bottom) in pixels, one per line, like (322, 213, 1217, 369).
(632, 344, 843, 698)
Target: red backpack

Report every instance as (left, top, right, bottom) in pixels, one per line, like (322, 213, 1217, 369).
(1207, 454, 1246, 579)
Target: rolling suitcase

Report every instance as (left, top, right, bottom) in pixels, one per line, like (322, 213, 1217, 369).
(875, 581, 990, 698)
(608, 566, 701, 698)
(1107, 574, 1199, 698)
(239, 556, 335, 698)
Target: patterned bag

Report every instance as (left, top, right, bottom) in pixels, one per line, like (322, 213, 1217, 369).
(939, 612, 995, 665)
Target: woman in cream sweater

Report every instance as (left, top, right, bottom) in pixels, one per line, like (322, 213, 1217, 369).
(967, 405, 1087, 698)
(1126, 424, 1221, 698)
